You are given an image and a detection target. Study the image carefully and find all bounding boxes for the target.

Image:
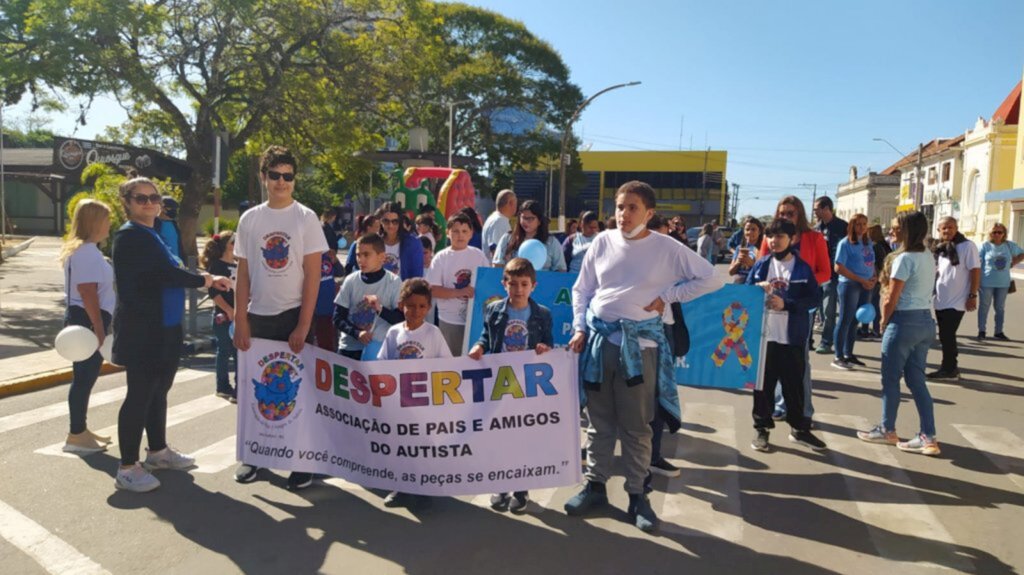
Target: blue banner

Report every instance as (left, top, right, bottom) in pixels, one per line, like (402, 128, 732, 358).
(465, 269, 765, 390)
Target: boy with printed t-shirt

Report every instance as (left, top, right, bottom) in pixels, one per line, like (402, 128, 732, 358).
(334, 234, 403, 360)
(468, 258, 553, 514)
(378, 279, 452, 508)
(746, 218, 827, 453)
(231, 145, 329, 491)
(427, 213, 491, 356)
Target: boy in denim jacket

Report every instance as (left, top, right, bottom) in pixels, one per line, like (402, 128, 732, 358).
(468, 257, 553, 513)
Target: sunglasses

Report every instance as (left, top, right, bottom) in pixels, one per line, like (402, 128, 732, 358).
(266, 170, 295, 182)
(131, 194, 163, 205)
(381, 217, 400, 225)
(991, 231, 1005, 235)
(778, 210, 797, 218)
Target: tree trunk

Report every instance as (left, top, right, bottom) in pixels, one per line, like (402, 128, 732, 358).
(179, 147, 213, 260)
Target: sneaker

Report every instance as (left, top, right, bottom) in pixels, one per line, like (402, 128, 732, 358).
(844, 356, 866, 367)
(869, 330, 882, 339)
(628, 493, 658, 533)
(63, 432, 107, 454)
(926, 369, 959, 380)
(897, 433, 941, 456)
(994, 333, 1010, 341)
(977, 331, 986, 340)
(86, 429, 112, 445)
(215, 389, 237, 402)
(649, 458, 681, 478)
(789, 430, 828, 451)
(771, 409, 786, 421)
(115, 463, 161, 492)
(383, 491, 413, 508)
(857, 425, 898, 445)
(751, 429, 770, 452)
(831, 358, 853, 370)
(287, 472, 313, 491)
(234, 463, 260, 483)
(144, 446, 195, 470)
(509, 491, 529, 514)
(563, 482, 608, 516)
(815, 344, 834, 355)
(490, 492, 511, 511)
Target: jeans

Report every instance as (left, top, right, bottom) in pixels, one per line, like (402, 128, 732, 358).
(820, 281, 838, 346)
(834, 281, 869, 360)
(869, 283, 882, 333)
(212, 316, 237, 393)
(880, 310, 936, 436)
(66, 306, 112, 434)
(935, 308, 965, 372)
(978, 287, 1008, 334)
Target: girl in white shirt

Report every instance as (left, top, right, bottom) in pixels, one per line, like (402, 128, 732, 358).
(59, 199, 116, 454)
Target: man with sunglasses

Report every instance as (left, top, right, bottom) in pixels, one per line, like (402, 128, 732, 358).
(231, 145, 329, 490)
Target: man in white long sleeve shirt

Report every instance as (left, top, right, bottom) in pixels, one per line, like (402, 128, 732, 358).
(564, 181, 718, 533)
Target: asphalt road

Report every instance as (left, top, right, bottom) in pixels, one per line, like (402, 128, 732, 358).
(1, 262, 1023, 574)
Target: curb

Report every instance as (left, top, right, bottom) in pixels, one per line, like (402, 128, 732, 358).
(1, 236, 37, 260)
(0, 362, 124, 399)
(0, 337, 215, 399)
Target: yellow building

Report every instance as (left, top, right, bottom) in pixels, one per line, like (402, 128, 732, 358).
(512, 150, 728, 226)
(985, 72, 1024, 244)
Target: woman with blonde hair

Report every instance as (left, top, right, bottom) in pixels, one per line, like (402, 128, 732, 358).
(60, 199, 115, 454)
(111, 177, 231, 492)
(978, 222, 1024, 340)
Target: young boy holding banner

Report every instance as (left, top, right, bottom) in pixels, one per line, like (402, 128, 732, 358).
(333, 234, 403, 360)
(378, 278, 452, 508)
(467, 258, 553, 513)
(427, 213, 491, 355)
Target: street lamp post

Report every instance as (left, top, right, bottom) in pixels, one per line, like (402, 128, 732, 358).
(872, 137, 908, 158)
(447, 99, 473, 168)
(558, 81, 641, 230)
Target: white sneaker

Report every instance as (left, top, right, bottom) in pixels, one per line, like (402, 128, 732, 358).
(144, 446, 196, 470)
(115, 463, 161, 492)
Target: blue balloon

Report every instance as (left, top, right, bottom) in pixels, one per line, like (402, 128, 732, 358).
(855, 304, 876, 324)
(228, 322, 235, 339)
(517, 239, 548, 270)
(337, 237, 348, 250)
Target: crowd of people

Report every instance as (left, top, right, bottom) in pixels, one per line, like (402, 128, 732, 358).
(57, 145, 1022, 533)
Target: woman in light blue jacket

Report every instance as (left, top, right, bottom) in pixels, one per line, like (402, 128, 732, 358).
(978, 222, 1024, 339)
(493, 200, 567, 271)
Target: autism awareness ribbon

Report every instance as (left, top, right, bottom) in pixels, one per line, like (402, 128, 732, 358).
(710, 302, 752, 371)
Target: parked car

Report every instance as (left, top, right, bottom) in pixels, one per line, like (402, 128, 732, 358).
(687, 226, 733, 262)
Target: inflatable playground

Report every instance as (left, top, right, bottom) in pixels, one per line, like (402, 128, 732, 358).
(389, 167, 478, 247)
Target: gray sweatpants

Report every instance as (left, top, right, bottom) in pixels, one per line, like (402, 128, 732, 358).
(438, 320, 465, 357)
(584, 339, 657, 494)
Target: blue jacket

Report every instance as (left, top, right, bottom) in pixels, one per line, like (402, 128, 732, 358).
(475, 298, 553, 353)
(745, 254, 819, 346)
(344, 233, 424, 280)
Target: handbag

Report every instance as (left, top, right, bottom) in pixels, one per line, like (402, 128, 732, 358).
(1010, 280, 1017, 294)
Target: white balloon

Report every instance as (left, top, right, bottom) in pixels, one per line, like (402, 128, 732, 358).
(99, 337, 114, 362)
(55, 326, 99, 362)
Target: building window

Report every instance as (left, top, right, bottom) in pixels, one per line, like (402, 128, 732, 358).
(927, 168, 937, 185)
(941, 162, 951, 183)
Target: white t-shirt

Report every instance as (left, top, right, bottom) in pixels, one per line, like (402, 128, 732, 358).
(765, 256, 796, 345)
(426, 246, 491, 325)
(234, 201, 329, 315)
(378, 322, 454, 360)
(934, 240, 981, 311)
(482, 211, 511, 261)
(383, 241, 402, 276)
(572, 230, 719, 347)
(334, 271, 403, 351)
(65, 243, 115, 313)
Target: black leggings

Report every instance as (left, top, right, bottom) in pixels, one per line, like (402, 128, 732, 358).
(118, 354, 180, 465)
(66, 306, 112, 434)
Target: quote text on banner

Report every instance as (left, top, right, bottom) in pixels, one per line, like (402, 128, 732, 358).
(237, 340, 582, 496)
(466, 268, 765, 390)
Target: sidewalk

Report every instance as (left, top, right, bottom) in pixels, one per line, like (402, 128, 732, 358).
(0, 236, 215, 398)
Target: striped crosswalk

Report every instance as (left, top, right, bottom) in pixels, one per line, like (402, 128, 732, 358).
(3, 367, 1023, 573)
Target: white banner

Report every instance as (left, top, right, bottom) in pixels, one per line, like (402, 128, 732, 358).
(237, 339, 582, 496)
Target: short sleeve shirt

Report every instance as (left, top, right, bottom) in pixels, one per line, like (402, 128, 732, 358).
(980, 241, 1023, 289)
(502, 305, 531, 352)
(934, 241, 981, 311)
(426, 246, 491, 325)
(765, 256, 795, 345)
(65, 243, 116, 313)
(835, 238, 875, 282)
(378, 322, 453, 360)
(383, 242, 402, 276)
(891, 251, 936, 311)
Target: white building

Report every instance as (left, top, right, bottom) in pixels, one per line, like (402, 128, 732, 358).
(885, 135, 964, 225)
(836, 166, 900, 226)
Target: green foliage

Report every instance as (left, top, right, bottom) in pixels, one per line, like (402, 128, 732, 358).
(202, 218, 237, 236)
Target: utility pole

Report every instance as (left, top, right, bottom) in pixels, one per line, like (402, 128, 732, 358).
(731, 183, 740, 223)
(446, 99, 473, 168)
(799, 183, 818, 215)
(699, 147, 709, 223)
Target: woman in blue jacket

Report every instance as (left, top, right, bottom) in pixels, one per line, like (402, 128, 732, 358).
(376, 202, 425, 280)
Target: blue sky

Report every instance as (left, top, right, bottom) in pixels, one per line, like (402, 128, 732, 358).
(7, 0, 1024, 217)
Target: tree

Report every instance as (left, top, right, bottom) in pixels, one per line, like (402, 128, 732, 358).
(1, 0, 392, 256)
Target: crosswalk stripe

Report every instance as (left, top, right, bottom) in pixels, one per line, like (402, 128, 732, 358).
(816, 413, 972, 572)
(0, 498, 111, 575)
(657, 402, 744, 540)
(191, 436, 239, 474)
(0, 369, 208, 435)
(34, 394, 231, 459)
(952, 424, 1024, 491)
